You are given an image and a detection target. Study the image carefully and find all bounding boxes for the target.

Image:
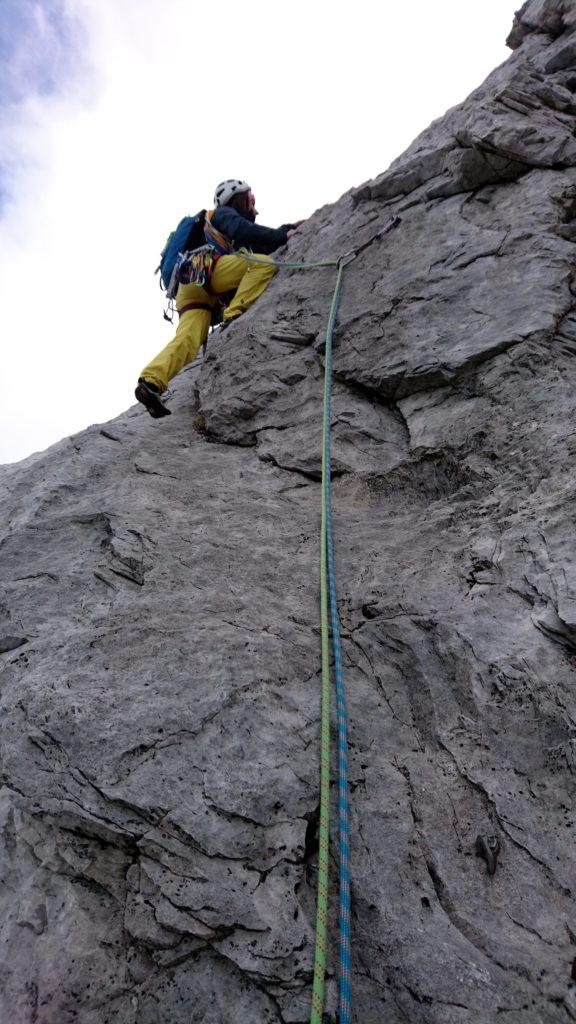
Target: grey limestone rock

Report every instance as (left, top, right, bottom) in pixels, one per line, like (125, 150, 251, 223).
(2, 4, 576, 1021)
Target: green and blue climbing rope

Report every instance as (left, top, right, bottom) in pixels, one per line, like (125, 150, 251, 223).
(228, 218, 401, 1023)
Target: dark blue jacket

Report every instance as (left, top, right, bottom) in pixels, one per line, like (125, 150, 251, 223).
(211, 205, 294, 255)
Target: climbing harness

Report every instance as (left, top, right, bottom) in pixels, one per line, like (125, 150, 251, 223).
(223, 216, 401, 1024)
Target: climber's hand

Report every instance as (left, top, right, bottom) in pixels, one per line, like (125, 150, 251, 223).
(288, 221, 307, 239)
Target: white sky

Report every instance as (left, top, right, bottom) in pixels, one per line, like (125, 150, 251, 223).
(0, 0, 519, 465)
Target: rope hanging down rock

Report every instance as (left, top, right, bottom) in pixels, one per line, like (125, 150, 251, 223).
(312, 215, 400, 1024)
(225, 216, 401, 1024)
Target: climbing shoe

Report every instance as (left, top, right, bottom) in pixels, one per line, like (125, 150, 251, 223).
(135, 379, 172, 418)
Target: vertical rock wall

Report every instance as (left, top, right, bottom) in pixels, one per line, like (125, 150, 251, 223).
(1, 2, 576, 1021)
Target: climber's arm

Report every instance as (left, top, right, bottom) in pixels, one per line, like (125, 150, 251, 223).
(212, 207, 295, 255)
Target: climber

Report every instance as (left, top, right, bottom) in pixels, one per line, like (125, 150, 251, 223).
(135, 180, 304, 418)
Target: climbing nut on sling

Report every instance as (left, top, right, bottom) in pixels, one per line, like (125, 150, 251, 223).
(475, 834, 501, 875)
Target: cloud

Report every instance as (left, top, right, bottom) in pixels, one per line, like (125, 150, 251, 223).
(0, 0, 84, 103)
(0, 0, 93, 214)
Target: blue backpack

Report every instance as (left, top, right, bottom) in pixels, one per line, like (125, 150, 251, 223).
(155, 210, 207, 292)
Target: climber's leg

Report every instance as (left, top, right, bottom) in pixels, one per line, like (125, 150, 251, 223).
(139, 283, 214, 393)
(210, 252, 276, 322)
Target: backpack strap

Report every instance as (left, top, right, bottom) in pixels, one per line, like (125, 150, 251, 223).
(204, 210, 233, 255)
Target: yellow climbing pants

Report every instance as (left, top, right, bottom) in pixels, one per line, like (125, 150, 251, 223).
(139, 252, 276, 393)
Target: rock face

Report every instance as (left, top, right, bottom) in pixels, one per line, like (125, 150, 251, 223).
(2, 3, 576, 1021)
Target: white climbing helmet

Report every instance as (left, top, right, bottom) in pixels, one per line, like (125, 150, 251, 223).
(214, 179, 251, 207)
